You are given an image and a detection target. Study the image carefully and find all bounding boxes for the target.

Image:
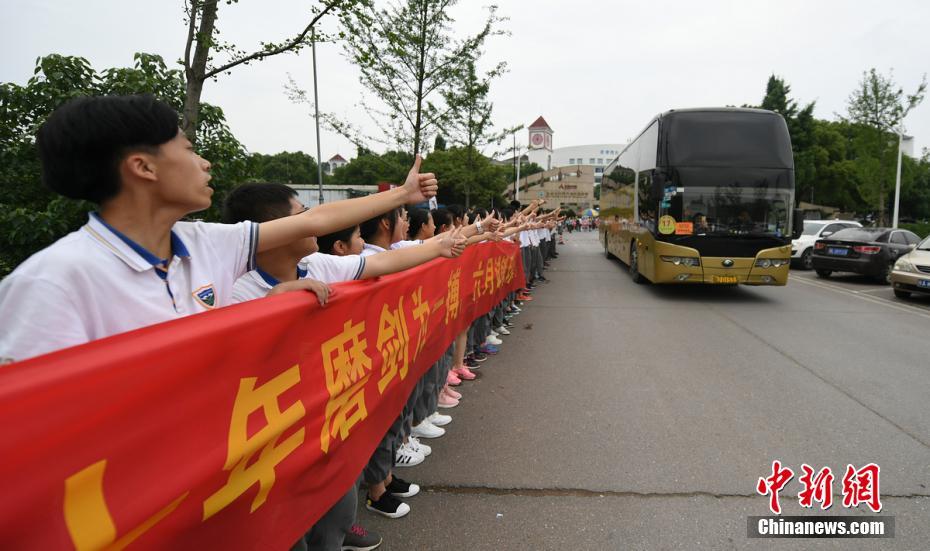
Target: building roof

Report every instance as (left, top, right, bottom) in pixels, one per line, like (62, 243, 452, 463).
(329, 154, 347, 162)
(528, 116, 552, 130)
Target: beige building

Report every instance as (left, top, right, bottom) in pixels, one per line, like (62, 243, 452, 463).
(505, 165, 596, 212)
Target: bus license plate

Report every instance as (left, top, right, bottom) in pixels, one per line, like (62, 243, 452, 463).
(828, 247, 848, 256)
(919, 279, 930, 288)
(714, 276, 738, 284)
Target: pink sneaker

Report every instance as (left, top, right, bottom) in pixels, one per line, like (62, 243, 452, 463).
(443, 385, 462, 400)
(438, 393, 459, 408)
(446, 370, 462, 386)
(453, 366, 476, 380)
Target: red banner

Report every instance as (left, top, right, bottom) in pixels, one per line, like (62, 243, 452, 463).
(0, 242, 524, 550)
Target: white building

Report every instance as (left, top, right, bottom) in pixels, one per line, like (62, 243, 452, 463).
(325, 154, 349, 175)
(523, 116, 626, 184)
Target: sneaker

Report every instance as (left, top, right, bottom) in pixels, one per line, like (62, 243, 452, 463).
(453, 366, 476, 380)
(464, 357, 480, 369)
(387, 476, 420, 498)
(366, 493, 409, 519)
(343, 524, 382, 551)
(478, 344, 499, 355)
(412, 419, 445, 439)
(394, 442, 424, 467)
(446, 370, 462, 386)
(496, 325, 511, 335)
(484, 335, 502, 346)
(503, 320, 515, 328)
(407, 435, 431, 457)
(471, 352, 489, 362)
(516, 294, 533, 301)
(429, 412, 452, 427)
(443, 385, 462, 400)
(488, 330, 499, 337)
(438, 393, 459, 408)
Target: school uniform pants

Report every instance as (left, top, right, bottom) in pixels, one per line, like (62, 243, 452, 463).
(305, 479, 358, 551)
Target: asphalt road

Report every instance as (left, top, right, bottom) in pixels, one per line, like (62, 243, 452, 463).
(362, 230, 930, 550)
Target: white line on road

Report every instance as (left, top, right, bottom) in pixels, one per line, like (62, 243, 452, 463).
(790, 275, 930, 321)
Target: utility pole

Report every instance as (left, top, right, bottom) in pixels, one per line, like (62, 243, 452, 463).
(312, 31, 324, 205)
(892, 129, 903, 228)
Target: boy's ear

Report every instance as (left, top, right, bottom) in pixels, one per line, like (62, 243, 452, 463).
(122, 152, 158, 182)
(333, 240, 347, 255)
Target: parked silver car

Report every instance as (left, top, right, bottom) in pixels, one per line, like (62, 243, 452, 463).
(890, 234, 930, 299)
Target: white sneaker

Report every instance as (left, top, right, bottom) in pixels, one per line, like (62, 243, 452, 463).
(394, 442, 424, 467)
(411, 419, 445, 439)
(489, 330, 499, 337)
(484, 335, 502, 346)
(496, 325, 511, 335)
(428, 412, 452, 427)
(407, 435, 431, 457)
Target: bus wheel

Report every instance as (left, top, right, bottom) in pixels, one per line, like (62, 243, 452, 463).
(630, 243, 645, 284)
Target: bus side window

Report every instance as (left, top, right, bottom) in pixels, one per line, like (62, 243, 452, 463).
(638, 171, 655, 227)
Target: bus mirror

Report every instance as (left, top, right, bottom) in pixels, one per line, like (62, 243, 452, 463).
(792, 208, 804, 239)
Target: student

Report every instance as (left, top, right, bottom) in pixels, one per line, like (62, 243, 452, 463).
(223, 183, 464, 551)
(0, 94, 440, 363)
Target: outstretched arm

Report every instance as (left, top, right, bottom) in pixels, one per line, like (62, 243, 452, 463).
(362, 227, 466, 278)
(257, 156, 437, 252)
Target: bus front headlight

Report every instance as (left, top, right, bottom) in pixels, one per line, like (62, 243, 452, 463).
(661, 256, 700, 267)
(755, 259, 789, 268)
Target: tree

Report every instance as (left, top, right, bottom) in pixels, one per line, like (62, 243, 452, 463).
(180, 0, 367, 141)
(249, 151, 322, 186)
(422, 146, 508, 206)
(0, 54, 247, 275)
(440, 56, 507, 207)
(845, 68, 926, 224)
(329, 150, 412, 186)
(337, 0, 505, 154)
(433, 134, 447, 151)
(757, 75, 817, 205)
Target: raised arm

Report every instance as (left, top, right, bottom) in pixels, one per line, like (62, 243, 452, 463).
(362, 227, 466, 278)
(257, 156, 436, 252)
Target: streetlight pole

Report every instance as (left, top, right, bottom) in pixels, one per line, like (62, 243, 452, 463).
(892, 128, 904, 228)
(311, 30, 324, 206)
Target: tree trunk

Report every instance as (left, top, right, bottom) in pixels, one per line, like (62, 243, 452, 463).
(182, 0, 219, 143)
(412, 1, 428, 155)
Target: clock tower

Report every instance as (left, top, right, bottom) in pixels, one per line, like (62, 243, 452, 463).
(528, 116, 553, 152)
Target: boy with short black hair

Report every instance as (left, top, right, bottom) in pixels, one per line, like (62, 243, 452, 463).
(0, 94, 438, 363)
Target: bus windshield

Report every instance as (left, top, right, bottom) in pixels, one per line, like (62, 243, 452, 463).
(665, 111, 793, 169)
(665, 186, 791, 237)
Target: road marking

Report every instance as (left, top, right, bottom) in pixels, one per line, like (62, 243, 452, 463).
(790, 275, 930, 320)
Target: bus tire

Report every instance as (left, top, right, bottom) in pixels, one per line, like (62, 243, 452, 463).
(630, 242, 645, 284)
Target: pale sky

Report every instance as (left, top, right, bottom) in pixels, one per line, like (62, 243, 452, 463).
(2, 0, 928, 161)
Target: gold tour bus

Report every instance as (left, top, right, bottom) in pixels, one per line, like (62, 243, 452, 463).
(599, 107, 803, 286)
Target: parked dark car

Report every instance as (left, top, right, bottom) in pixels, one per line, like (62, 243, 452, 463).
(811, 227, 921, 283)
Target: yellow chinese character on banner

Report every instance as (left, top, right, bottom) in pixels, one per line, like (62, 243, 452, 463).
(445, 268, 461, 324)
(320, 319, 373, 453)
(484, 256, 496, 295)
(472, 260, 486, 301)
(204, 365, 306, 520)
(504, 255, 515, 284)
(493, 256, 504, 291)
(376, 297, 410, 394)
(410, 287, 430, 360)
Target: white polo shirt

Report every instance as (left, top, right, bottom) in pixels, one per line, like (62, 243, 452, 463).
(0, 213, 258, 363)
(518, 231, 530, 248)
(390, 239, 422, 250)
(233, 253, 366, 303)
(301, 253, 366, 283)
